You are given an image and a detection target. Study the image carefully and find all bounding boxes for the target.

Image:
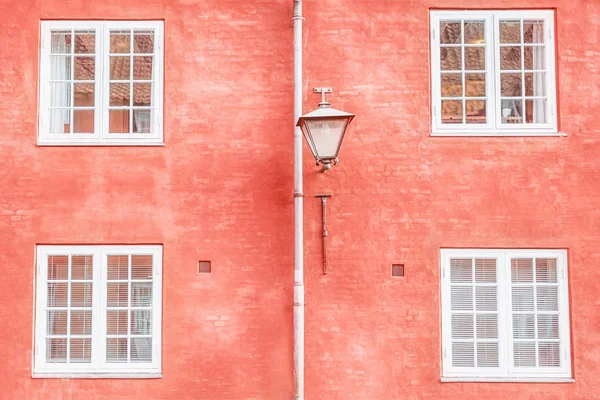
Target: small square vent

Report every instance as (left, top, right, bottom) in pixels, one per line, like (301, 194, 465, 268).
(199, 261, 212, 274)
(392, 264, 404, 277)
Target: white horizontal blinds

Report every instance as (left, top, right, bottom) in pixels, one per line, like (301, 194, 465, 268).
(46, 254, 93, 363)
(108, 29, 155, 134)
(511, 257, 561, 368)
(106, 254, 154, 364)
(498, 19, 548, 125)
(450, 258, 499, 368)
(48, 29, 97, 134)
(439, 19, 488, 125)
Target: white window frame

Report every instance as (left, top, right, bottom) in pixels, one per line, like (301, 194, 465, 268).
(33, 245, 162, 378)
(440, 249, 571, 382)
(38, 21, 164, 146)
(430, 10, 558, 136)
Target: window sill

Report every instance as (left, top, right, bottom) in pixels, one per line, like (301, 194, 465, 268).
(37, 141, 165, 147)
(441, 377, 574, 383)
(430, 131, 567, 137)
(32, 372, 162, 379)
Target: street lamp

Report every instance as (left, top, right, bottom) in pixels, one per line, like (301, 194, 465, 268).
(296, 88, 355, 171)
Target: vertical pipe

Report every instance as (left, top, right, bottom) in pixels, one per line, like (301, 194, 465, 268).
(292, 1, 304, 400)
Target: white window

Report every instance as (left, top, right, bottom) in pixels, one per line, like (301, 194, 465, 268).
(34, 245, 162, 377)
(430, 11, 557, 136)
(38, 21, 164, 145)
(440, 249, 571, 381)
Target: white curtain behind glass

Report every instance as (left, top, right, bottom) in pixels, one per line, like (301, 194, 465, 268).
(532, 25, 545, 123)
(50, 33, 70, 133)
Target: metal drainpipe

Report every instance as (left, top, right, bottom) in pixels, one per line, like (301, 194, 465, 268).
(292, 1, 304, 399)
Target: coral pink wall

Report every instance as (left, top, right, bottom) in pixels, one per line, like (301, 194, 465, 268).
(1, 0, 599, 399)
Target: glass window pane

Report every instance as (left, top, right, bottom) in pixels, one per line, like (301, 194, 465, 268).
(501, 99, 523, 124)
(109, 110, 130, 133)
(134, 31, 154, 53)
(70, 338, 92, 363)
(450, 259, 472, 283)
(74, 83, 94, 107)
(524, 46, 546, 70)
(452, 342, 474, 367)
(74, 31, 95, 54)
(50, 56, 71, 80)
(440, 22, 461, 44)
(537, 286, 558, 311)
(500, 21, 521, 44)
(47, 338, 67, 363)
(107, 310, 129, 334)
(73, 110, 94, 133)
(464, 47, 485, 70)
(131, 338, 152, 362)
(108, 255, 129, 279)
(535, 258, 557, 283)
(441, 73, 462, 97)
(538, 315, 559, 339)
(48, 255, 68, 280)
(475, 286, 497, 311)
(525, 72, 546, 96)
(441, 100, 463, 124)
(132, 282, 153, 306)
(465, 100, 486, 124)
(477, 342, 499, 367)
(47, 310, 68, 335)
(501, 73, 522, 97)
(49, 109, 70, 134)
(440, 47, 461, 71)
(110, 31, 131, 53)
(70, 282, 92, 307)
(525, 99, 547, 123)
(476, 314, 498, 339)
(512, 287, 534, 311)
(524, 20, 544, 43)
(464, 21, 484, 44)
(133, 83, 152, 106)
(51, 31, 71, 54)
(106, 338, 128, 362)
(512, 258, 534, 282)
(70, 310, 92, 334)
(514, 342, 536, 367)
(107, 282, 129, 307)
(451, 286, 473, 311)
(110, 83, 130, 106)
(131, 310, 152, 334)
(133, 110, 152, 134)
(74, 57, 95, 80)
(133, 56, 153, 80)
(110, 56, 131, 80)
(49, 83, 71, 107)
(465, 73, 485, 97)
(513, 314, 535, 339)
(47, 283, 68, 307)
(500, 47, 521, 70)
(539, 342, 560, 367)
(131, 255, 153, 279)
(71, 255, 93, 280)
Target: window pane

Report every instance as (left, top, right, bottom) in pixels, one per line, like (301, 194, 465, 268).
(131, 255, 153, 279)
(440, 22, 461, 44)
(465, 100, 486, 124)
(49, 56, 71, 80)
(524, 46, 546, 70)
(451, 286, 472, 311)
(110, 83, 130, 106)
(47, 338, 67, 363)
(133, 83, 152, 106)
(477, 342, 499, 367)
(107, 310, 128, 334)
(539, 342, 560, 367)
(74, 57, 95, 80)
(476, 314, 498, 339)
(131, 310, 152, 334)
(49, 83, 71, 107)
(110, 31, 131, 53)
(500, 47, 521, 70)
(475, 286, 497, 311)
(73, 83, 94, 107)
(132, 282, 153, 306)
(51, 31, 71, 54)
(109, 110, 130, 133)
(107, 338, 128, 362)
(464, 21, 484, 44)
(538, 315, 559, 339)
(537, 286, 558, 311)
(48, 255, 68, 280)
(475, 259, 496, 283)
(131, 338, 152, 362)
(525, 72, 546, 96)
(525, 99, 547, 123)
(108, 255, 129, 280)
(452, 342, 474, 367)
(441, 100, 463, 124)
(440, 47, 461, 71)
(441, 73, 462, 97)
(73, 110, 95, 133)
(465, 73, 485, 97)
(536, 258, 557, 283)
(500, 21, 521, 44)
(513, 314, 535, 339)
(49, 110, 70, 134)
(133, 56, 153, 80)
(524, 20, 544, 43)
(71, 255, 93, 280)
(110, 56, 131, 80)
(133, 110, 152, 133)
(70, 338, 92, 363)
(70, 310, 92, 335)
(501, 73, 522, 97)
(450, 259, 472, 283)
(70, 282, 93, 307)
(512, 286, 534, 312)
(107, 282, 129, 307)
(48, 283, 68, 307)
(464, 47, 484, 70)
(501, 99, 523, 124)
(74, 31, 95, 54)
(451, 314, 473, 339)
(512, 259, 534, 282)
(134, 31, 154, 53)
(47, 310, 68, 335)
(514, 342, 536, 367)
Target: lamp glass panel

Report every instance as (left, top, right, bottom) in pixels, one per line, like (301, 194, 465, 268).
(304, 118, 348, 159)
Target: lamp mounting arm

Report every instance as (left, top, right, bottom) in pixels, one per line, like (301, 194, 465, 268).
(314, 87, 332, 108)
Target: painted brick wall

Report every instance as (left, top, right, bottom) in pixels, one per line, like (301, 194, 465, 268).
(0, 0, 599, 399)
